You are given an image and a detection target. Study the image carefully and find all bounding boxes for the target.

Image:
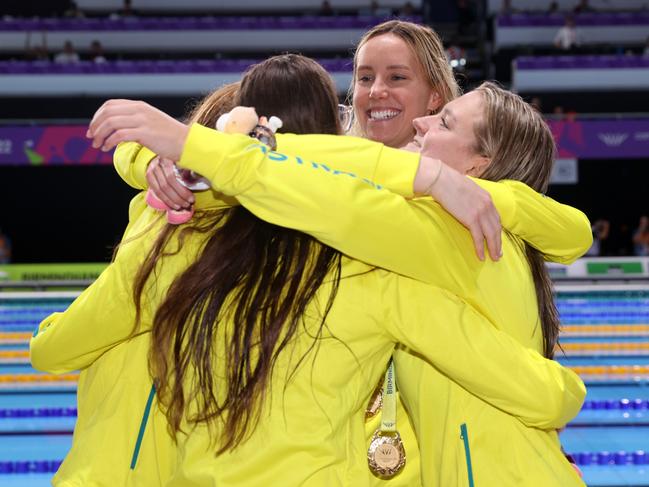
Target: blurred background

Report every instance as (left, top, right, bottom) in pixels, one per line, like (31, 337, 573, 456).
(0, 1, 648, 486)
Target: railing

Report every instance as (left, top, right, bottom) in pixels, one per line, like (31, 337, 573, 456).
(513, 55, 649, 93)
(494, 12, 649, 49)
(487, 0, 644, 15)
(0, 15, 422, 53)
(0, 59, 354, 96)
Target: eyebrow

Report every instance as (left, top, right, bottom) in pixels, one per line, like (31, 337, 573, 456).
(442, 107, 456, 123)
(356, 64, 413, 71)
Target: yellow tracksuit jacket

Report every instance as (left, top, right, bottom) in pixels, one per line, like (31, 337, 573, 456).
(31, 128, 587, 487)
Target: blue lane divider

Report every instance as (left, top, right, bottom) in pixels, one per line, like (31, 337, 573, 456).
(0, 320, 44, 327)
(561, 318, 649, 324)
(0, 460, 62, 474)
(572, 450, 648, 466)
(582, 399, 649, 411)
(0, 408, 77, 418)
(0, 401, 642, 418)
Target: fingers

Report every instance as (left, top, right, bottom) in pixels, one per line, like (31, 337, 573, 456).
(147, 158, 193, 210)
(88, 99, 139, 136)
(483, 206, 503, 262)
(87, 98, 187, 161)
(101, 127, 139, 152)
(159, 158, 194, 208)
(469, 196, 502, 262)
(470, 227, 486, 262)
(87, 99, 143, 150)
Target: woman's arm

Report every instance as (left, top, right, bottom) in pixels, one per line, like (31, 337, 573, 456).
(410, 157, 593, 264)
(412, 157, 592, 264)
(385, 274, 586, 429)
(120, 129, 591, 266)
(30, 260, 146, 374)
(95, 101, 590, 288)
(482, 180, 592, 264)
(178, 125, 485, 291)
(114, 142, 153, 190)
(30, 194, 154, 373)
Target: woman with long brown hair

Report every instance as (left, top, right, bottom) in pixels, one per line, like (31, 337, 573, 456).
(33, 55, 584, 487)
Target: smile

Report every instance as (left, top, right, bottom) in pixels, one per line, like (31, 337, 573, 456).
(368, 109, 401, 121)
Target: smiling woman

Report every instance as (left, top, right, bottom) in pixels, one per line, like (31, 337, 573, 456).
(349, 20, 459, 149)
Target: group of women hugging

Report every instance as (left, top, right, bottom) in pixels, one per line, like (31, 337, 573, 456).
(30, 20, 593, 487)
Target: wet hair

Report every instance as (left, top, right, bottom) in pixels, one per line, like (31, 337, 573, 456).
(134, 54, 343, 453)
(348, 20, 460, 137)
(473, 81, 560, 358)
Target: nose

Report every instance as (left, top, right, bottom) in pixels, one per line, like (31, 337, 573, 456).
(412, 116, 429, 137)
(369, 78, 388, 100)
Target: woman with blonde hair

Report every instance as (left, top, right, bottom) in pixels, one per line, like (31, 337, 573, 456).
(347, 20, 459, 149)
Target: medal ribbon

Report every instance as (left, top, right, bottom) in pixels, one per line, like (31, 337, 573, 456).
(380, 359, 397, 433)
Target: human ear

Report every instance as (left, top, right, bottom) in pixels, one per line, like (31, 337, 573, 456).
(426, 91, 442, 115)
(467, 155, 492, 177)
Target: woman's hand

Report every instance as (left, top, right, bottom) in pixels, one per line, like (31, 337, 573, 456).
(147, 157, 195, 210)
(87, 99, 189, 161)
(415, 156, 502, 262)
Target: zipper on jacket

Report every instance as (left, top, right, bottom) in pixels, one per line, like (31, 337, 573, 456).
(130, 384, 156, 469)
(460, 423, 475, 487)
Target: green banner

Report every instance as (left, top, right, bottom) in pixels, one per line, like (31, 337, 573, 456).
(0, 263, 107, 282)
(586, 261, 644, 275)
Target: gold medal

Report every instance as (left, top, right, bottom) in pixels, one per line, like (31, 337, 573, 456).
(367, 429, 406, 478)
(366, 360, 405, 478)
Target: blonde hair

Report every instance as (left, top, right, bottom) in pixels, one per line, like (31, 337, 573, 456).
(473, 81, 560, 359)
(348, 20, 460, 137)
(185, 81, 241, 126)
(474, 81, 555, 193)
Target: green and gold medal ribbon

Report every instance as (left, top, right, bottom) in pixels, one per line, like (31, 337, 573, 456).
(380, 359, 397, 432)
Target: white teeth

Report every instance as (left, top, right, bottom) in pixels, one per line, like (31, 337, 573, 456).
(370, 110, 400, 121)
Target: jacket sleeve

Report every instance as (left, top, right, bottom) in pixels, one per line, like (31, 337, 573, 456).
(114, 142, 156, 190)
(179, 125, 481, 292)
(383, 274, 586, 429)
(29, 259, 148, 374)
(178, 125, 590, 295)
(113, 132, 419, 196)
(233, 131, 592, 266)
(119, 124, 591, 268)
(471, 179, 592, 264)
(29, 194, 153, 374)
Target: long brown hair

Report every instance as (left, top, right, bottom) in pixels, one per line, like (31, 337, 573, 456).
(134, 54, 343, 453)
(472, 81, 560, 358)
